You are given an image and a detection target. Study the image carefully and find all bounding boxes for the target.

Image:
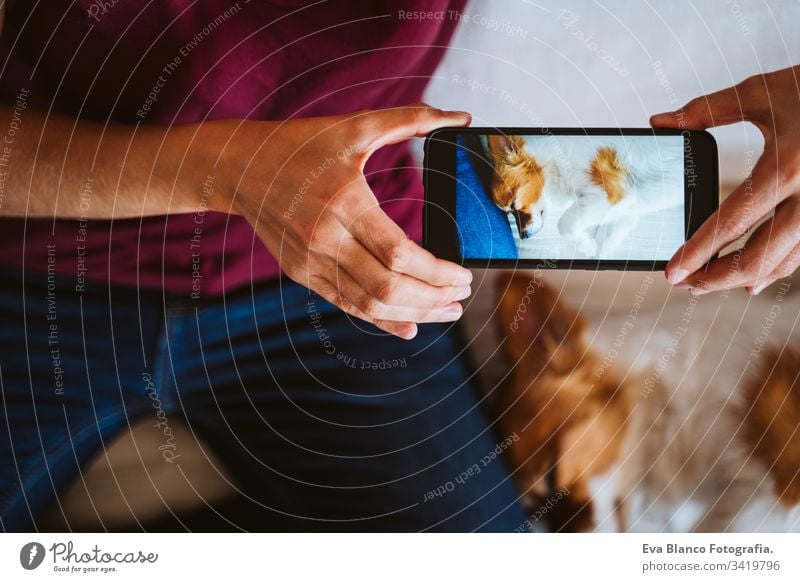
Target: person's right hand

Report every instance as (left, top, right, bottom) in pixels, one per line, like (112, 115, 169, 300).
(213, 104, 473, 340)
(651, 65, 800, 295)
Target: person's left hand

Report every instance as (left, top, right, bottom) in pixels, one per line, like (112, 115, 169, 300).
(651, 65, 800, 295)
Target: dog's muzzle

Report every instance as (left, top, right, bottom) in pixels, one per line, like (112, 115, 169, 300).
(512, 209, 543, 239)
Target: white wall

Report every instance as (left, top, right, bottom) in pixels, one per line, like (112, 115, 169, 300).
(423, 0, 800, 186)
(431, 1, 800, 412)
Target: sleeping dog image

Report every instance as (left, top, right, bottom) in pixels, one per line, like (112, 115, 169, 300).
(482, 134, 684, 257)
(494, 272, 800, 532)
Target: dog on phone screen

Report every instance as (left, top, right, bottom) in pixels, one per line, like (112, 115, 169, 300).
(482, 134, 682, 256)
(494, 271, 800, 532)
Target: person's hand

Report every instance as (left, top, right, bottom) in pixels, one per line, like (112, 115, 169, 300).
(213, 103, 473, 339)
(651, 65, 800, 295)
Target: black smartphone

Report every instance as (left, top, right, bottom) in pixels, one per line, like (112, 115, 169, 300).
(423, 127, 718, 270)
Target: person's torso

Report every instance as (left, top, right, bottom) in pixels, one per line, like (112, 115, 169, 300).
(0, 0, 465, 295)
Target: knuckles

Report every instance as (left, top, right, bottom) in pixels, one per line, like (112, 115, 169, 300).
(357, 294, 384, 318)
(381, 238, 413, 271)
(333, 292, 357, 316)
(307, 224, 340, 253)
(777, 157, 800, 189)
(372, 275, 402, 306)
(719, 212, 750, 240)
(740, 74, 766, 96)
(345, 112, 379, 150)
(359, 274, 407, 318)
(683, 96, 706, 116)
(739, 74, 770, 118)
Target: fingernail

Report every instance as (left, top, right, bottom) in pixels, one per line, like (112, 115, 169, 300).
(691, 287, 711, 296)
(650, 112, 673, 125)
(442, 305, 463, 320)
(395, 323, 417, 339)
(752, 282, 768, 295)
(655, 110, 678, 118)
(454, 270, 472, 285)
(446, 110, 472, 126)
(667, 268, 690, 285)
(453, 285, 472, 301)
(674, 282, 692, 289)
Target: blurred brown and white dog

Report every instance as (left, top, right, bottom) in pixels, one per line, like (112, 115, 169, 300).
(482, 134, 682, 256)
(494, 271, 800, 532)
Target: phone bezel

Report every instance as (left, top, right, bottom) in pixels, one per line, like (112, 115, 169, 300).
(423, 127, 719, 271)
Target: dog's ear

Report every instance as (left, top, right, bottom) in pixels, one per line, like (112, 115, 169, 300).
(486, 134, 526, 160)
(487, 134, 514, 157)
(496, 271, 587, 366)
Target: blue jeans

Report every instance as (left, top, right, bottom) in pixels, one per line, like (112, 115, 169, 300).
(0, 265, 525, 531)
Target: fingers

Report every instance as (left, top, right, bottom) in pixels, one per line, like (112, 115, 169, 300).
(347, 195, 473, 287)
(676, 195, 800, 294)
(274, 103, 473, 336)
(281, 237, 428, 339)
(748, 240, 800, 295)
(650, 75, 770, 130)
(309, 275, 419, 340)
(335, 235, 469, 310)
(293, 199, 470, 334)
(357, 102, 471, 154)
(326, 255, 464, 322)
(309, 255, 466, 340)
(665, 156, 783, 285)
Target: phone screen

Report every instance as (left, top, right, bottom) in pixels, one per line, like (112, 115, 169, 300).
(454, 132, 686, 262)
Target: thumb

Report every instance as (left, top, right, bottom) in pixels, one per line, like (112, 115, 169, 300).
(650, 79, 756, 130)
(362, 103, 471, 152)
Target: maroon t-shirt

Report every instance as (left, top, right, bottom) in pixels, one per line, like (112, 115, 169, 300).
(0, 0, 465, 295)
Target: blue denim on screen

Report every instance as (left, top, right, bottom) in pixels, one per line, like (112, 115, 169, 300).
(0, 266, 525, 532)
(455, 135, 518, 260)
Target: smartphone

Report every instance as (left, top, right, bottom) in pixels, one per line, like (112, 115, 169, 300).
(423, 128, 718, 270)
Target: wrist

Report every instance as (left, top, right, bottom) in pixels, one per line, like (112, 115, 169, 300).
(160, 119, 240, 216)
